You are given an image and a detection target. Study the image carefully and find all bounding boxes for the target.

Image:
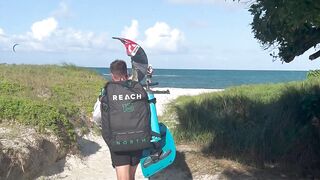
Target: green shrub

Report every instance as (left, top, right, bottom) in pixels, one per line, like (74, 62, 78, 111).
(169, 79, 320, 175)
(0, 96, 76, 145)
(0, 64, 106, 145)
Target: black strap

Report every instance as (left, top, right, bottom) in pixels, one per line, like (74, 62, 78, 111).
(151, 131, 161, 138)
(106, 80, 137, 88)
(148, 98, 156, 104)
(101, 102, 109, 112)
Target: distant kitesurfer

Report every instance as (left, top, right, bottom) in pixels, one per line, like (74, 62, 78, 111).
(12, 43, 19, 53)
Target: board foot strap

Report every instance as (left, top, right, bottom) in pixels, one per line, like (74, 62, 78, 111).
(142, 150, 172, 168)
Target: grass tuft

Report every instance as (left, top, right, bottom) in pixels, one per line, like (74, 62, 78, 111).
(166, 79, 320, 176)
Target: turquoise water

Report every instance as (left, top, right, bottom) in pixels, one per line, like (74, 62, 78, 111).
(88, 67, 307, 89)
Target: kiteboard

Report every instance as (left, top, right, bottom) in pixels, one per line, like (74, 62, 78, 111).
(113, 37, 176, 178)
(140, 92, 176, 178)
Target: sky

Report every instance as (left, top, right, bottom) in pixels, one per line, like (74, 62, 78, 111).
(0, 0, 319, 70)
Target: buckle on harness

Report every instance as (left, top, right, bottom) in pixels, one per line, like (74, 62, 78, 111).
(142, 150, 172, 168)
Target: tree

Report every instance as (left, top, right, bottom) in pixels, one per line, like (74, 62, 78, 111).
(248, 0, 320, 63)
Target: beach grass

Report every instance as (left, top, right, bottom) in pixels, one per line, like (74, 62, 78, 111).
(164, 78, 320, 175)
(0, 64, 106, 145)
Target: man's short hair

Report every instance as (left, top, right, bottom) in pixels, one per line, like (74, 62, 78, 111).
(110, 60, 128, 77)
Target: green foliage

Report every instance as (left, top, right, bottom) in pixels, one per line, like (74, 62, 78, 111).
(307, 70, 320, 79)
(0, 96, 76, 144)
(169, 80, 320, 174)
(0, 80, 25, 95)
(0, 64, 106, 145)
(248, 0, 320, 62)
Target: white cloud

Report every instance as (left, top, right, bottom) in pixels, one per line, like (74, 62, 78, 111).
(46, 28, 109, 51)
(119, 20, 185, 53)
(0, 28, 5, 36)
(0, 17, 110, 52)
(21, 28, 109, 52)
(121, 19, 139, 40)
(143, 22, 185, 52)
(1, 18, 184, 54)
(31, 17, 58, 40)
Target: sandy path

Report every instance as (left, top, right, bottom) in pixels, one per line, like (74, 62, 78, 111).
(38, 88, 221, 180)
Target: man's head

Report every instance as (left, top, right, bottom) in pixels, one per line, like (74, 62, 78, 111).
(110, 60, 128, 81)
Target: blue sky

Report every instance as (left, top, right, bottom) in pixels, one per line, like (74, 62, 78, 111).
(0, 0, 319, 70)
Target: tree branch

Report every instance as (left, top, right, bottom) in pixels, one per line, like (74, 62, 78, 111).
(309, 50, 320, 60)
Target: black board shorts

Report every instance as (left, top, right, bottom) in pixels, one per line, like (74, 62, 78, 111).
(110, 150, 143, 167)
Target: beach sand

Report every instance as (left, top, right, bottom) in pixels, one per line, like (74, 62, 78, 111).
(152, 88, 223, 116)
(38, 88, 222, 180)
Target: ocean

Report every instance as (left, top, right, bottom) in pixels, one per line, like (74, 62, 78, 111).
(88, 67, 307, 89)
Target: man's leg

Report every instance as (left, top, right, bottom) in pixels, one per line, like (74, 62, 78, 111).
(129, 164, 139, 180)
(129, 150, 143, 180)
(115, 165, 130, 180)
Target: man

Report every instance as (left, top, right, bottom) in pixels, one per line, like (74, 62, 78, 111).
(100, 60, 148, 180)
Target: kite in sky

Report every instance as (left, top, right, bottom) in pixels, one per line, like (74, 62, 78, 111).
(12, 43, 19, 53)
